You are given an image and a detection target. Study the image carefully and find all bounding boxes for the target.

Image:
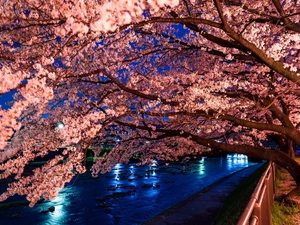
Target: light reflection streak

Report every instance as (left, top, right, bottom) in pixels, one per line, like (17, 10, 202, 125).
(149, 160, 158, 176)
(113, 163, 121, 180)
(226, 154, 248, 170)
(199, 157, 205, 175)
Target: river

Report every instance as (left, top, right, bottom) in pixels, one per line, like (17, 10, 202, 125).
(0, 154, 256, 225)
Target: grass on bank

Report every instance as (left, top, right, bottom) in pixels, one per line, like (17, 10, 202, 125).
(0, 201, 29, 208)
(214, 157, 300, 225)
(272, 201, 299, 225)
(213, 162, 268, 225)
(0, 199, 45, 209)
(272, 158, 300, 225)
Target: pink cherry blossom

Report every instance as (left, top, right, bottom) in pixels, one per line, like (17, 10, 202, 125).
(0, 0, 299, 206)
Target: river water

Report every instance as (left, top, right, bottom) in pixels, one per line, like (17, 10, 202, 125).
(0, 154, 256, 225)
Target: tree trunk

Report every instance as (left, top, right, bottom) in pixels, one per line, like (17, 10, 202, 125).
(272, 135, 295, 159)
(286, 139, 295, 159)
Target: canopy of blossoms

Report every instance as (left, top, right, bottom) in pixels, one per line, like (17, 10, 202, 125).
(0, 0, 299, 206)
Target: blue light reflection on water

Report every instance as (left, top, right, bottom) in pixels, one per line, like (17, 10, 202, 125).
(0, 155, 254, 225)
(226, 154, 249, 170)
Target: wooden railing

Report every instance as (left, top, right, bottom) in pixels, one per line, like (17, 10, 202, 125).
(237, 162, 277, 225)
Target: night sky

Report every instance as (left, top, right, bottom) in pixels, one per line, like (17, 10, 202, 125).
(0, 90, 16, 110)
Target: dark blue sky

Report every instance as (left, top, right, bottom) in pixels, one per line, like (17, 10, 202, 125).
(0, 24, 190, 111)
(0, 90, 16, 110)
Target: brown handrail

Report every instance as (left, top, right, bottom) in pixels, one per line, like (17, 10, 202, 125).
(237, 162, 277, 225)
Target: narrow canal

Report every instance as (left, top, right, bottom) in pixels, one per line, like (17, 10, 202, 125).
(0, 154, 255, 225)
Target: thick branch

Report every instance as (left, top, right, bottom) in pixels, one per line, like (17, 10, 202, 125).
(272, 0, 300, 33)
(134, 110, 300, 146)
(213, 0, 230, 29)
(225, 28, 300, 85)
(100, 70, 179, 106)
(263, 97, 295, 128)
(221, 114, 300, 146)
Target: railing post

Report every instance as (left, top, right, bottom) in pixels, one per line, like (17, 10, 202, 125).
(252, 202, 261, 224)
(249, 215, 259, 225)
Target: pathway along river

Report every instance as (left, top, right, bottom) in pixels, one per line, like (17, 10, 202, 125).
(0, 154, 256, 225)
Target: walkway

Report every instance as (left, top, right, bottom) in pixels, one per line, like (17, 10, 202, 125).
(142, 163, 263, 225)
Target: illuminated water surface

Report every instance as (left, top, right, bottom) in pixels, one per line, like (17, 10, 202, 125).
(0, 155, 256, 225)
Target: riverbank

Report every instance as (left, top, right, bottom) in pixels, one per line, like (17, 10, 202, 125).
(272, 157, 300, 225)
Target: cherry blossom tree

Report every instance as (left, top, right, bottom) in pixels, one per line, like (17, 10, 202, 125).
(0, 0, 300, 206)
